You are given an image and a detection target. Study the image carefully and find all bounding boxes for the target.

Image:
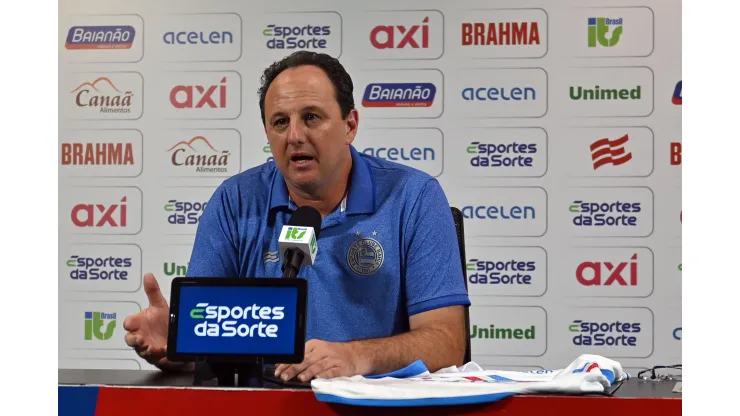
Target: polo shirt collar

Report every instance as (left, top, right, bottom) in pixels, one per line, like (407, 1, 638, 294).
(268, 145, 375, 215)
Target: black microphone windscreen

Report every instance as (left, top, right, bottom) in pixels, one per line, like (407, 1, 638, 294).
(288, 206, 323, 239)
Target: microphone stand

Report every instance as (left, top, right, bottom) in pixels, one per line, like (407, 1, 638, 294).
(281, 249, 305, 279)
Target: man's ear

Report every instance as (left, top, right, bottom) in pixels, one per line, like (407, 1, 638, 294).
(344, 108, 359, 145)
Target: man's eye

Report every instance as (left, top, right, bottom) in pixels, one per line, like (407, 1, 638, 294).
(305, 114, 319, 122)
(274, 118, 287, 127)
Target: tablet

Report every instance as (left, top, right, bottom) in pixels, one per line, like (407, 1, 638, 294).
(167, 277, 307, 364)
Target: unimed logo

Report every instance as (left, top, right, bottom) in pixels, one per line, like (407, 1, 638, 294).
(190, 303, 285, 338)
(470, 324, 536, 340)
(84, 311, 116, 340)
(72, 197, 128, 228)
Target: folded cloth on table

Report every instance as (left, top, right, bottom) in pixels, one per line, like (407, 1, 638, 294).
(311, 354, 630, 407)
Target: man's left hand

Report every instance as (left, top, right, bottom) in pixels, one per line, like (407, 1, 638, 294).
(275, 339, 369, 382)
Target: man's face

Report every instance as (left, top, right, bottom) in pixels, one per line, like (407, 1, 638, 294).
(263, 65, 358, 192)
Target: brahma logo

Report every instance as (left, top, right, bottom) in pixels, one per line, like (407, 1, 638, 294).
(672, 81, 682, 105)
(66, 26, 135, 50)
(190, 303, 285, 338)
(455, 9, 547, 58)
(362, 83, 436, 108)
(62, 142, 134, 167)
(670, 142, 681, 166)
(60, 130, 143, 178)
(590, 134, 632, 169)
(462, 21, 541, 46)
(569, 319, 641, 347)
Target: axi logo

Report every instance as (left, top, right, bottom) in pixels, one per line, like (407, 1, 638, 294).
(462, 22, 541, 46)
(84, 311, 116, 340)
(371, 17, 430, 49)
(362, 83, 436, 108)
(569, 200, 641, 227)
(264, 24, 331, 50)
(190, 303, 285, 338)
(61, 142, 134, 166)
(463, 205, 536, 220)
(72, 77, 133, 114)
(672, 81, 682, 105)
(72, 197, 127, 228)
(170, 77, 227, 109)
(587, 17, 623, 48)
(164, 262, 188, 277)
(67, 255, 131, 280)
(569, 319, 640, 346)
(467, 258, 535, 285)
(467, 141, 537, 168)
(168, 136, 230, 174)
(576, 253, 638, 286)
(66, 26, 135, 50)
(670, 142, 682, 166)
(284, 227, 307, 240)
(470, 324, 536, 340)
(590, 134, 632, 169)
(165, 200, 207, 225)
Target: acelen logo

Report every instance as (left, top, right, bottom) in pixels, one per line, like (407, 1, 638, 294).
(462, 205, 536, 221)
(590, 134, 632, 169)
(577, 253, 638, 286)
(670, 142, 682, 166)
(66, 25, 135, 50)
(672, 81, 682, 105)
(72, 197, 128, 228)
(371, 17, 430, 49)
(462, 21, 541, 46)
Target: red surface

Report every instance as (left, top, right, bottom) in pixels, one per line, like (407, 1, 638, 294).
(95, 386, 680, 416)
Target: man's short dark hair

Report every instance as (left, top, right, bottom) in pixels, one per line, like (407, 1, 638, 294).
(258, 51, 355, 126)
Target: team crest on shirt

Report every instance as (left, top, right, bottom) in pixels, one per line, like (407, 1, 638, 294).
(347, 231, 384, 276)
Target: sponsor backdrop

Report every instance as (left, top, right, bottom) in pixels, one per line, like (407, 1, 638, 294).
(59, 0, 682, 372)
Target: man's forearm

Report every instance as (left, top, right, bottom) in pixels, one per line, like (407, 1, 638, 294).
(348, 326, 465, 376)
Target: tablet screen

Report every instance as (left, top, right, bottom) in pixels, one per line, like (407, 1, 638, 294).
(174, 284, 299, 356)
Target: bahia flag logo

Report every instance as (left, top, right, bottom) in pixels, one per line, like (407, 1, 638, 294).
(672, 81, 682, 105)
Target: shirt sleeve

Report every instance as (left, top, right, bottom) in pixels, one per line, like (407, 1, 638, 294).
(185, 183, 240, 278)
(403, 178, 471, 316)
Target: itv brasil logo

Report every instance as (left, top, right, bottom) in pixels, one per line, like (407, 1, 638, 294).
(84, 311, 116, 340)
(284, 226, 317, 255)
(189, 303, 285, 338)
(587, 17, 623, 48)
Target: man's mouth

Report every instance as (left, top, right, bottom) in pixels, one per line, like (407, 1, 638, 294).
(290, 154, 315, 165)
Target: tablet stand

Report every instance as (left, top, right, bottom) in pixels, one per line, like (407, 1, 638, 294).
(193, 357, 265, 387)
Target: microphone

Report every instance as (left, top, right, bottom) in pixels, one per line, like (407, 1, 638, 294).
(278, 206, 322, 279)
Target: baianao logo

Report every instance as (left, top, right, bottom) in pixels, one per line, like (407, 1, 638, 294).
(66, 26, 135, 50)
(362, 83, 437, 108)
(190, 303, 285, 338)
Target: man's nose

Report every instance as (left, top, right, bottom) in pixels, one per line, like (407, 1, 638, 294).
(286, 119, 306, 145)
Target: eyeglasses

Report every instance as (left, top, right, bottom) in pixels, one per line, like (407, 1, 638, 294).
(637, 364, 682, 381)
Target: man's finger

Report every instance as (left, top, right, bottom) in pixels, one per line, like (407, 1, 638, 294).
(296, 358, 332, 382)
(314, 367, 342, 380)
(124, 333, 142, 348)
(123, 314, 140, 332)
(143, 273, 168, 308)
(274, 363, 290, 377)
(280, 354, 320, 381)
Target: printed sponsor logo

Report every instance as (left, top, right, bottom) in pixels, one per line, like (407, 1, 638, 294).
(68, 74, 144, 120)
(163, 130, 240, 177)
(60, 130, 143, 177)
(456, 128, 546, 177)
(673, 327, 681, 340)
(161, 71, 241, 119)
(261, 12, 341, 58)
(566, 187, 653, 237)
(60, 302, 141, 349)
(362, 11, 443, 59)
(64, 187, 142, 235)
(161, 188, 216, 234)
(158, 14, 242, 62)
(165, 200, 208, 225)
(563, 67, 653, 116)
(454, 9, 547, 58)
(357, 70, 443, 118)
(587, 17, 622, 48)
(362, 83, 436, 108)
(60, 244, 142, 293)
(465, 246, 547, 297)
(569, 247, 653, 297)
(62, 15, 144, 62)
(560, 307, 653, 357)
(66, 25, 135, 50)
(672, 81, 682, 105)
(451, 188, 547, 237)
(566, 127, 653, 177)
(189, 302, 285, 338)
(469, 306, 547, 356)
(354, 128, 443, 177)
(451, 68, 547, 118)
(670, 142, 681, 166)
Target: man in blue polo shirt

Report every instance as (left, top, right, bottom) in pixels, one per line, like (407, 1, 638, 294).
(123, 51, 470, 382)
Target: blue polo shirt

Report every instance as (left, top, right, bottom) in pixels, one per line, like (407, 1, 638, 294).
(186, 145, 470, 342)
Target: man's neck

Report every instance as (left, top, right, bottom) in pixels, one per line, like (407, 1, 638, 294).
(287, 158, 352, 218)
